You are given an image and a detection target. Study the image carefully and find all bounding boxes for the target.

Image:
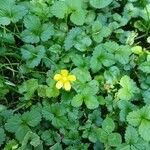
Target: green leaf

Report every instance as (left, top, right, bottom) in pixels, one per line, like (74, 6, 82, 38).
(72, 68, 91, 83)
(21, 15, 54, 43)
(46, 80, 60, 98)
(21, 45, 46, 68)
(21, 131, 41, 148)
(114, 45, 132, 65)
(64, 27, 91, 51)
(108, 133, 122, 146)
(18, 79, 38, 100)
(73, 80, 99, 95)
(117, 75, 140, 101)
(127, 106, 150, 141)
(102, 117, 115, 134)
(3, 140, 19, 150)
(104, 66, 120, 84)
(125, 126, 138, 144)
(118, 100, 137, 122)
(52, 116, 68, 128)
(50, 143, 62, 150)
(72, 94, 99, 109)
(42, 103, 68, 128)
(84, 95, 99, 109)
(71, 94, 83, 108)
(98, 128, 108, 143)
(92, 20, 111, 43)
(51, 1, 68, 19)
(0, 128, 5, 146)
(70, 10, 86, 25)
(41, 130, 61, 146)
(139, 61, 150, 73)
(90, 0, 113, 9)
(0, 0, 27, 25)
(22, 110, 41, 127)
(127, 109, 142, 127)
(139, 119, 150, 141)
(90, 45, 115, 72)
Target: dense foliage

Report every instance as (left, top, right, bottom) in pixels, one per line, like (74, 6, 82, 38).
(1, 0, 150, 149)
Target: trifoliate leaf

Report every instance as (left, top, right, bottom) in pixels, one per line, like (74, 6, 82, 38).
(21, 44, 46, 68)
(90, 45, 115, 72)
(90, 0, 113, 9)
(42, 103, 68, 128)
(117, 75, 140, 101)
(64, 27, 91, 51)
(5, 114, 31, 142)
(21, 15, 54, 43)
(92, 20, 111, 43)
(71, 94, 99, 109)
(0, 0, 27, 25)
(127, 106, 150, 141)
(18, 79, 38, 100)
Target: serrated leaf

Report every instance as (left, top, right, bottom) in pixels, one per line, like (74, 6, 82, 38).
(90, 0, 113, 9)
(108, 133, 122, 146)
(84, 95, 99, 109)
(51, 1, 68, 19)
(72, 68, 91, 83)
(117, 75, 140, 101)
(90, 45, 115, 72)
(70, 10, 86, 25)
(21, 15, 54, 43)
(0, 0, 27, 25)
(22, 110, 41, 127)
(21, 45, 46, 68)
(102, 117, 115, 134)
(0, 128, 5, 146)
(18, 79, 38, 100)
(125, 126, 138, 144)
(139, 61, 150, 73)
(71, 94, 83, 108)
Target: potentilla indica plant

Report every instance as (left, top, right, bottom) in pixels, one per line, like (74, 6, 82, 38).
(1, 0, 150, 149)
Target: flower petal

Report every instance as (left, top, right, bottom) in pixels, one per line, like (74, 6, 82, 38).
(56, 81, 63, 89)
(54, 74, 62, 81)
(68, 75, 76, 81)
(61, 69, 68, 76)
(64, 82, 71, 91)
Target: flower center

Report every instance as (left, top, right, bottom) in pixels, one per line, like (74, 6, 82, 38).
(62, 76, 68, 82)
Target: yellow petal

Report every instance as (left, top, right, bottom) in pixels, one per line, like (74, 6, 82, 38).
(54, 74, 62, 81)
(56, 81, 63, 89)
(68, 75, 76, 81)
(64, 82, 71, 91)
(61, 69, 68, 76)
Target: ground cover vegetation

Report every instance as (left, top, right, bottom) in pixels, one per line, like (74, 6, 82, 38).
(1, 0, 150, 149)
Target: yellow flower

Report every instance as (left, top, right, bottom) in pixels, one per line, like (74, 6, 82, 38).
(54, 69, 76, 91)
